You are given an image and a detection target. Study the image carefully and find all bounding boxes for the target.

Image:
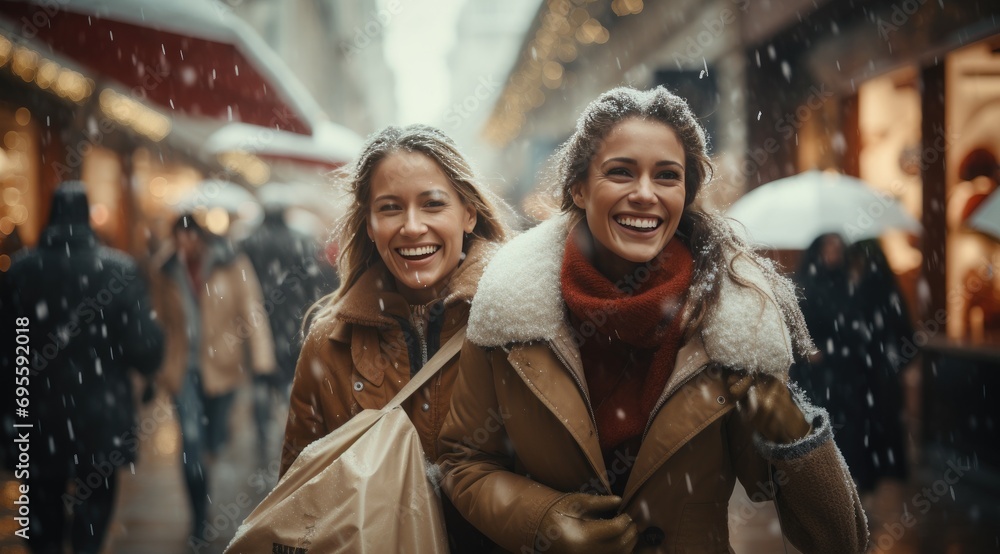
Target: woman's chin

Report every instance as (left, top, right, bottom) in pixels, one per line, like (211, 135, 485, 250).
(393, 269, 451, 296)
(609, 244, 664, 265)
(397, 275, 436, 291)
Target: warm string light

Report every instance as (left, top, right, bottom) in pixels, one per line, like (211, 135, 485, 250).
(204, 206, 230, 235)
(0, 34, 280, 205)
(0, 35, 12, 65)
(0, 34, 185, 146)
(611, 0, 643, 17)
(484, 0, 619, 146)
(216, 150, 271, 186)
(99, 89, 171, 142)
(0, 33, 94, 104)
(1, 125, 32, 240)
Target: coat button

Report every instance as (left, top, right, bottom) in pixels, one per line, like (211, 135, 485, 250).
(640, 526, 665, 547)
(717, 395, 726, 405)
(421, 403, 430, 412)
(353, 381, 364, 392)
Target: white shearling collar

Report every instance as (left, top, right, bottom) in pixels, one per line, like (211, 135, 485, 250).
(467, 213, 794, 376)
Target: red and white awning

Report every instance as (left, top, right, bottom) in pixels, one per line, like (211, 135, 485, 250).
(0, 0, 327, 134)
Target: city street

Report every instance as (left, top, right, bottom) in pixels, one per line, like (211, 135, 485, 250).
(2, 0, 999, 552)
(2, 375, 998, 553)
(1, 386, 285, 554)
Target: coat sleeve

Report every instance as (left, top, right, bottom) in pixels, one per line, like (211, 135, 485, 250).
(437, 340, 568, 553)
(236, 255, 277, 376)
(279, 326, 332, 476)
(728, 389, 870, 554)
(150, 270, 188, 396)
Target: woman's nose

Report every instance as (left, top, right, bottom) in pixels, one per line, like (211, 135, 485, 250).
(400, 209, 428, 236)
(629, 176, 656, 204)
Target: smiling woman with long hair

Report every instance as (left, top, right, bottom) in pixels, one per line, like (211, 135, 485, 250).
(279, 124, 507, 551)
(437, 87, 869, 553)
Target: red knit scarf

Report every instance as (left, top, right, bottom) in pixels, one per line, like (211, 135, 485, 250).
(561, 227, 694, 452)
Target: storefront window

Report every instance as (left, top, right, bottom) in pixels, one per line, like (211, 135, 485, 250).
(945, 40, 1000, 344)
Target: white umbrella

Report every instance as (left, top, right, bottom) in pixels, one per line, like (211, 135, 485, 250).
(256, 182, 337, 211)
(726, 170, 921, 249)
(175, 179, 259, 214)
(204, 121, 363, 167)
(968, 189, 1000, 240)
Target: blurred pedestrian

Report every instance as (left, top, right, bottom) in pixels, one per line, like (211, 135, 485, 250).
(153, 213, 276, 542)
(2, 182, 164, 554)
(240, 206, 333, 463)
(791, 234, 860, 421)
(437, 87, 868, 553)
(792, 233, 912, 495)
(0, 225, 24, 269)
(280, 124, 508, 552)
(849, 239, 913, 484)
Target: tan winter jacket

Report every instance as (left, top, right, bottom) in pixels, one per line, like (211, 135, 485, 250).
(438, 215, 869, 554)
(153, 241, 276, 397)
(280, 239, 497, 476)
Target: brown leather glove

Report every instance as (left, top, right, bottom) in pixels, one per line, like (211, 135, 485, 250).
(536, 493, 638, 554)
(728, 372, 812, 444)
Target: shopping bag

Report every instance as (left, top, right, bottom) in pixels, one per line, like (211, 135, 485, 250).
(226, 328, 466, 554)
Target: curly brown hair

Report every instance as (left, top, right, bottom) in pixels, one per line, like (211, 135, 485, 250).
(549, 86, 813, 357)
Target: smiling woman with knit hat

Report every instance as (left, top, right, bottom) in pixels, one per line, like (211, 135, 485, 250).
(437, 87, 870, 553)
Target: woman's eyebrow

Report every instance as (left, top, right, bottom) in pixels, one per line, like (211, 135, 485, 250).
(418, 189, 451, 199)
(601, 157, 636, 167)
(373, 189, 451, 203)
(600, 157, 684, 168)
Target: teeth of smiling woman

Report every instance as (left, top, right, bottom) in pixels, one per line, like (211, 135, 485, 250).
(398, 245, 440, 257)
(616, 216, 661, 229)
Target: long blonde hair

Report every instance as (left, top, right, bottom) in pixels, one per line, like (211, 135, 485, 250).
(308, 124, 507, 327)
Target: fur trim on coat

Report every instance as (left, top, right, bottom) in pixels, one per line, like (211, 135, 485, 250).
(468, 213, 795, 376)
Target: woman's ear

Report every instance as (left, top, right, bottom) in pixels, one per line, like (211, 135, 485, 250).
(571, 182, 587, 210)
(463, 203, 477, 234)
(365, 218, 374, 242)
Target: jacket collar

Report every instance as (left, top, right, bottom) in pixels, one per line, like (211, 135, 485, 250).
(468, 213, 794, 377)
(329, 238, 499, 341)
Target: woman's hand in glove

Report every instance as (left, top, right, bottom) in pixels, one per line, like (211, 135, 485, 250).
(537, 493, 638, 554)
(728, 372, 812, 444)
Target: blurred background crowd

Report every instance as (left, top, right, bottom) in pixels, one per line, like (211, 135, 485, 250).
(0, 0, 998, 552)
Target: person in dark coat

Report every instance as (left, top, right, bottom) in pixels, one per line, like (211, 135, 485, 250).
(1, 182, 164, 554)
(1, 225, 24, 266)
(792, 233, 909, 493)
(239, 206, 334, 462)
(848, 239, 912, 484)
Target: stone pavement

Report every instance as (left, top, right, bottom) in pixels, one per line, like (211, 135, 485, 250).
(1, 385, 285, 554)
(2, 381, 997, 553)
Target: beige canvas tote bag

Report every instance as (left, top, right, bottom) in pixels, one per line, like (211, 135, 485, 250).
(226, 328, 466, 554)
